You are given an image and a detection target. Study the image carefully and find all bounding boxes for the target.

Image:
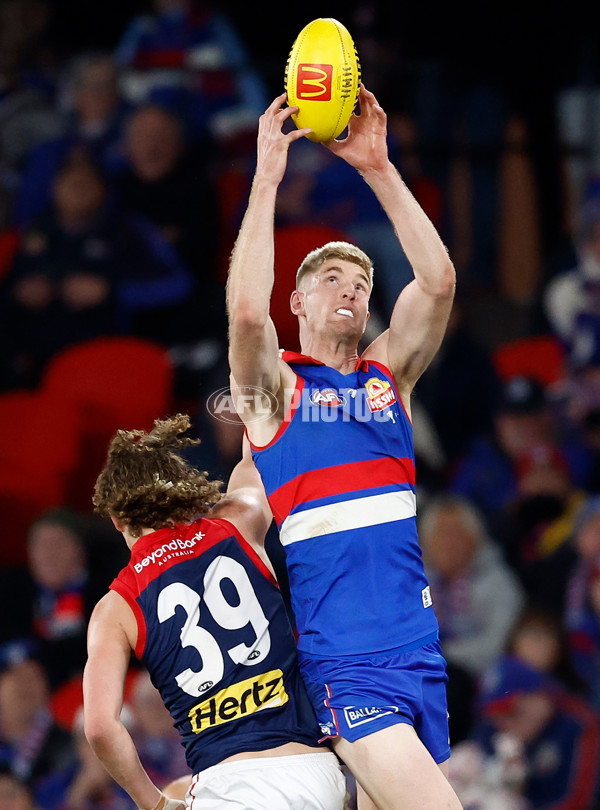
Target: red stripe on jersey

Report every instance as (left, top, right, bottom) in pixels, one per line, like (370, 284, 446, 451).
(268, 456, 416, 524)
(109, 579, 148, 659)
(247, 375, 305, 451)
(123, 521, 231, 594)
(320, 683, 340, 742)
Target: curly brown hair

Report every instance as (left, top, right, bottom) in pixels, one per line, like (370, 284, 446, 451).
(92, 414, 223, 538)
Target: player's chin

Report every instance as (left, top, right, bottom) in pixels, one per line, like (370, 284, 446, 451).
(330, 317, 363, 338)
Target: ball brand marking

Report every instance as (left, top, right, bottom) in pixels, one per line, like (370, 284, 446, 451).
(297, 64, 333, 100)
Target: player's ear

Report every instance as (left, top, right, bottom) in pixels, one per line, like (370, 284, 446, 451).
(110, 515, 125, 533)
(290, 289, 304, 315)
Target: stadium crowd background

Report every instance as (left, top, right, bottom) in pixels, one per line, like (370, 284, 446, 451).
(3, 1, 600, 807)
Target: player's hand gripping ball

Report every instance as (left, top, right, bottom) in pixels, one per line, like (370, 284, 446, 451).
(284, 18, 361, 143)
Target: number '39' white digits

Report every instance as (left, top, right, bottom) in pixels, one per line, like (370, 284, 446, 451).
(157, 555, 271, 697)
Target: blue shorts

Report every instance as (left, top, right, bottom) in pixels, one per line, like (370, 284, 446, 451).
(297, 637, 451, 764)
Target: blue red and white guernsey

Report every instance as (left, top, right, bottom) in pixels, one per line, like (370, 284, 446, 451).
(249, 352, 439, 658)
(109, 517, 321, 773)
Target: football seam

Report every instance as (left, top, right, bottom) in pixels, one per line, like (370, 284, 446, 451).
(331, 20, 360, 139)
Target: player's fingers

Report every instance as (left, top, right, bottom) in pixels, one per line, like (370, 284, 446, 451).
(267, 92, 288, 112)
(289, 128, 312, 142)
(359, 85, 383, 112)
(277, 104, 299, 122)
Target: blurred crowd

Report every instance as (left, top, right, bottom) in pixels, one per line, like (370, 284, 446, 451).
(3, 1, 600, 808)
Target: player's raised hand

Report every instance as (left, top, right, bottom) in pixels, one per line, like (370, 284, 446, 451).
(255, 93, 311, 185)
(326, 85, 390, 174)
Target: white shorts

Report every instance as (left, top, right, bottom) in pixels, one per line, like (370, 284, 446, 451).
(187, 751, 346, 809)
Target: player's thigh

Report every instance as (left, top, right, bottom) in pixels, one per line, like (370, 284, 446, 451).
(332, 723, 462, 810)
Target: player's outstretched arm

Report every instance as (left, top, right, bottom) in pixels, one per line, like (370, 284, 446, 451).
(332, 86, 455, 395)
(83, 595, 186, 810)
(211, 438, 273, 567)
(227, 94, 309, 417)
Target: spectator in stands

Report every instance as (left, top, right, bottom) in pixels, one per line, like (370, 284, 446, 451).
(0, 0, 62, 187)
(128, 672, 189, 791)
(0, 508, 124, 690)
(450, 376, 585, 539)
(0, 150, 194, 388)
(0, 767, 39, 810)
(500, 443, 585, 611)
(115, 103, 228, 389)
(2, 154, 117, 386)
(506, 605, 588, 697)
(416, 296, 502, 473)
(0, 640, 76, 801)
(544, 197, 600, 370)
(469, 654, 600, 810)
(114, 0, 267, 142)
(14, 52, 130, 227)
(550, 352, 600, 497)
(38, 707, 135, 810)
(25, 509, 90, 688)
(420, 494, 525, 679)
(447, 736, 529, 809)
(564, 496, 600, 712)
(419, 494, 525, 745)
(117, 104, 219, 276)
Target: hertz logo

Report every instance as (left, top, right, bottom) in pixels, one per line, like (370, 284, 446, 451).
(297, 64, 332, 100)
(188, 669, 288, 733)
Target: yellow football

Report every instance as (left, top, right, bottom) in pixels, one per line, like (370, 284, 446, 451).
(284, 18, 361, 143)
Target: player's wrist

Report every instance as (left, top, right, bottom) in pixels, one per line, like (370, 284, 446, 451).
(146, 792, 184, 810)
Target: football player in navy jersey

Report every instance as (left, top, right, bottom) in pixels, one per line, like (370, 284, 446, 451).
(226, 87, 462, 810)
(83, 414, 345, 810)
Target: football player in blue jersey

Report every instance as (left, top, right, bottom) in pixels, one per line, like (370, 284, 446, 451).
(226, 86, 462, 810)
(83, 414, 346, 810)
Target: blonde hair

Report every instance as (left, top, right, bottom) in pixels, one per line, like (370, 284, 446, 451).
(93, 414, 223, 537)
(295, 241, 374, 289)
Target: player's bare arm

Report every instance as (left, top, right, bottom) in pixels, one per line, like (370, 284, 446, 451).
(227, 94, 308, 441)
(329, 86, 456, 402)
(210, 446, 273, 571)
(84, 595, 184, 810)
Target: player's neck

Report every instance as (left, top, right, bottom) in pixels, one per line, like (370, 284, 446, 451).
(300, 335, 360, 374)
(124, 526, 157, 550)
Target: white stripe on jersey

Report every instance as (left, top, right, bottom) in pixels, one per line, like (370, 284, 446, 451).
(279, 490, 417, 546)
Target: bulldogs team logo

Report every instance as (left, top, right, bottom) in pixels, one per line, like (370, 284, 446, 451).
(310, 387, 346, 407)
(365, 378, 397, 412)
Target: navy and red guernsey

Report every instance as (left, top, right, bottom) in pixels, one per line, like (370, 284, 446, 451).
(110, 517, 321, 773)
(249, 352, 439, 657)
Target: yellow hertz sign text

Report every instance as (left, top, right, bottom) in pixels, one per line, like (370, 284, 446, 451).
(189, 669, 288, 733)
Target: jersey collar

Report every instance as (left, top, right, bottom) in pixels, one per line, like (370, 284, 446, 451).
(281, 349, 370, 372)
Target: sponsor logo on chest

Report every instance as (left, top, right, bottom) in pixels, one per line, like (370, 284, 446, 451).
(310, 387, 346, 406)
(365, 377, 397, 412)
